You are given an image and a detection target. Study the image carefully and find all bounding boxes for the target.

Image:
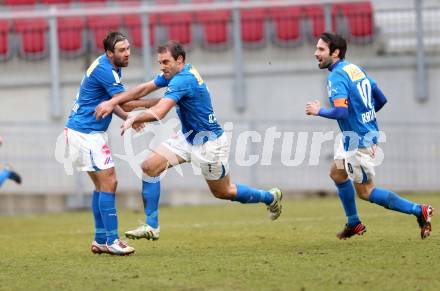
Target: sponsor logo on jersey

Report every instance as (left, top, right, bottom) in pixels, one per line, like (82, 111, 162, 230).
(343, 64, 366, 81)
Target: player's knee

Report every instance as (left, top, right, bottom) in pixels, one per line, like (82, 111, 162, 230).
(141, 161, 162, 177)
(329, 170, 347, 184)
(356, 189, 370, 201)
(100, 175, 117, 192)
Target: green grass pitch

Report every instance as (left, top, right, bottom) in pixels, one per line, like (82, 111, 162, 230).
(0, 193, 439, 291)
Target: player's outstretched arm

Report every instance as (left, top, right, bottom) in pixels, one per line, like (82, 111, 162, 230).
(121, 98, 176, 135)
(120, 98, 161, 112)
(95, 80, 159, 119)
(113, 105, 128, 120)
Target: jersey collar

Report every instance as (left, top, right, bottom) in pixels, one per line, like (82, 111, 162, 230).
(329, 59, 343, 72)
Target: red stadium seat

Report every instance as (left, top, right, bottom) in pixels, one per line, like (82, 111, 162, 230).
(155, 0, 193, 45)
(41, 0, 71, 4)
(303, 5, 326, 39)
(333, 2, 374, 40)
(58, 17, 86, 55)
(240, 6, 267, 46)
(269, 5, 302, 46)
(194, 0, 231, 47)
(303, 4, 341, 40)
(15, 18, 48, 58)
(87, 15, 122, 50)
(123, 14, 157, 48)
(0, 20, 12, 60)
(4, 0, 37, 5)
(78, 0, 108, 3)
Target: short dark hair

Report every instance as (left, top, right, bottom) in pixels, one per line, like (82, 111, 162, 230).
(157, 40, 186, 62)
(103, 31, 127, 53)
(319, 32, 347, 59)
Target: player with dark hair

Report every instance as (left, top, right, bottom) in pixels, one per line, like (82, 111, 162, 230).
(63, 32, 135, 255)
(306, 32, 433, 240)
(95, 40, 283, 241)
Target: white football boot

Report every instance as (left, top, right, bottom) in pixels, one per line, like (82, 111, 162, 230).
(267, 188, 283, 220)
(106, 239, 135, 256)
(125, 224, 160, 241)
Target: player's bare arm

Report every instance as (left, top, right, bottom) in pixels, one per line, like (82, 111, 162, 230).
(95, 80, 159, 119)
(112, 105, 128, 120)
(120, 98, 161, 112)
(121, 98, 176, 135)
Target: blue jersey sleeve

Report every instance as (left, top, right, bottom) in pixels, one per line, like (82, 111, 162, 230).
(154, 73, 169, 88)
(163, 76, 188, 103)
(328, 71, 349, 106)
(93, 66, 125, 97)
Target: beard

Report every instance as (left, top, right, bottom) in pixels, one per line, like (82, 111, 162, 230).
(114, 57, 129, 68)
(318, 57, 333, 69)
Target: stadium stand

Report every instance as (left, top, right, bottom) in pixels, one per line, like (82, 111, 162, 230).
(333, 2, 374, 42)
(240, 4, 267, 47)
(155, 0, 193, 45)
(15, 18, 48, 58)
(269, 5, 302, 46)
(194, 0, 231, 48)
(40, 0, 71, 4)
(0, 0, 376, 58)
(58, 16, 86, 56)
(87, 14, 122, 50)
(4, 0, 36, 5)
(0, 20, 11, 60)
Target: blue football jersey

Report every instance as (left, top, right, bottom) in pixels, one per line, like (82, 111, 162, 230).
(328, 60, 379, 150)
(66, 54, 125, 133)
(154, 64, 224, 144)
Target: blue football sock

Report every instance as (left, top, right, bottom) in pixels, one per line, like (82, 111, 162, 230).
(142, 178, 160, 229)
(91, 191, 106, 244)
(336, 180, 360, 227)
(233, 183, 274, 205)
(369, 187, 422, 217)
(0, 169, 11, 187)
(99, 191, 119, 244)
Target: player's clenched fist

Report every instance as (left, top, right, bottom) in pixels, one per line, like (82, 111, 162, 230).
(305, 100, 321, 116)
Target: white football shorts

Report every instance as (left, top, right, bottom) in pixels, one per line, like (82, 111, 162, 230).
(63, 127, 114, 172)
(162, 131, 230, 180)
(334, 140, 377, 184)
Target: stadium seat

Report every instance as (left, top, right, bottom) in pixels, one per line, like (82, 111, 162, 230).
(87, 15, 122, 50)
(41, 0, 71, 4)
(155, 0, 193, 45)
(240, 4, 267, 47)
(303, 4, 340, 41)
(15, 18, 48, 59)
(194, 0, 231, 48)
(123, 13, 157, 49)
(58, 16, 86, 56)
(269, 5, 302, 46)
(78, 0, 108, 3)
(0, 20, 12, 60)
(333, 2, 374, 41)
(4, 0, 37, 5)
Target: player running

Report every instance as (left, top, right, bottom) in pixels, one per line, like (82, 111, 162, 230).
(95, 40, 282, 241)
(305, 32, 433, 240)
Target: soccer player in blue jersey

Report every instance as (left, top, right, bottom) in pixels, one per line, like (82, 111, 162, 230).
(63, 32, 136, 255)
(95, 40, 282, 240)
(0, 135, 22, 187)
(305, 32, 433, 240)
